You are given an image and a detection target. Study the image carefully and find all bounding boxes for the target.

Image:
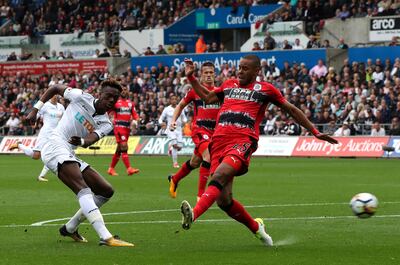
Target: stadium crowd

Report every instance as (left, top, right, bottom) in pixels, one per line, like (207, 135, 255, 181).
(1, 55, 400, 137)
(0, 0, 398, 51)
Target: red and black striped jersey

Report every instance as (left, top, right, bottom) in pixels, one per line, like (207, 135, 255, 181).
(109, 98, 139, 129)
(183, 85, 220, 135)
(213, 79, 286, 141)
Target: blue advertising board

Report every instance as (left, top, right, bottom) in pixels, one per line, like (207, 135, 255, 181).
(348, 47, 400, 64)
(131, 49, 326, 72)
(385, 136, 400, 158)
(196, 5, 281, 30)
(164, 11, 197, 53)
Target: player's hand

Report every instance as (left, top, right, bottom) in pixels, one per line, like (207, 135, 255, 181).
(170, 122, 176, 131)
(315, 133, 338, 144)
(68, 136, 85, 147)
(26, 108, 38, 125)
(184, 58, 195, 77)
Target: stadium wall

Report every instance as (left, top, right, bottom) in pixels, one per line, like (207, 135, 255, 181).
(1, 136, 398, 158)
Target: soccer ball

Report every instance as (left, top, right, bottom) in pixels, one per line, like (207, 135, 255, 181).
(349, 193, 378, 218)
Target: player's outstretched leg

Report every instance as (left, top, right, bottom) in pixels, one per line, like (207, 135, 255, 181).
(59, 163, 133, 247)
(168, 159, 198, 198)
(197, 161, 210, 201)
(9, 141, 34, 157)
(171, 147, 179, 168)
(108, 152, 120, 176)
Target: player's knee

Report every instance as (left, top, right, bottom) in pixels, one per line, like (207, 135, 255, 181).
(211, 170, 231, 186)
(189, 159, 201, 168)
(101, 184, 114, 198)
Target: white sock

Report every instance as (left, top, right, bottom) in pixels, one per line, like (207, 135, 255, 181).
(172, 148, 178, 164)
(66, 194, 110, 233)
(18, 144, 34, 158)
(38, 166, 49, 178)
(77, 189, 112, 240)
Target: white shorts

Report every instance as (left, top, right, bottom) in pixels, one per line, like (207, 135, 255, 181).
(167, 129, 183, 147)
(41, 139, 89, 174)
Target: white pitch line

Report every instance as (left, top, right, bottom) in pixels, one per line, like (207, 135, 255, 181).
(2, 200, 399, 228)
(3, 214, 400, 229)
(29, 200, 400, 227)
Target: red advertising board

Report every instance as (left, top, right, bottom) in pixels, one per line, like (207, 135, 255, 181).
(0, 136, 37, 153)
(0, 60, 107, 75)
(292, 137, 390, 157)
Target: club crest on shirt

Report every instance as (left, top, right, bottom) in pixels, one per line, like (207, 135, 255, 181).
(253, 83, 262, 91)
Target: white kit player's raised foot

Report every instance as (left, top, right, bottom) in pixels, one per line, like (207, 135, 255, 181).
(37, 176, 48, 182)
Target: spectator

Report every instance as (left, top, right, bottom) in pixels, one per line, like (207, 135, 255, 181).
(337, 4, 351, 20)
(306, 35, 320, 49)
(209, 42, 219, 53)
(50, 50, 57, 60)
(57, 51, 66, 60)
(388, 117, 400, 135)
(98, 48, 111, 57)
(195, 34, 207, 54)
(156, 45, 167, 55)
(334, 121, 351, 136)
(309, 59, 328, 78)
(7, 52, 18, 61)
(389, 36, 399, 46)
(93, 49, 100, 58)
(39, 52, 49, 61)
(292, 38, 305, 50)
(282, 40, 292, 50)
(370, 121, 386, 136)
(322, 39, 333, 48)
(252, 42, 262, 51)
(337, 38, 349, 49)
(263, 31, 276, 50)
(123, 49, 132, 58)
(5, 113, 20, 135)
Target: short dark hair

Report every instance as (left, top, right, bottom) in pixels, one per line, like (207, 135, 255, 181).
(101, 79, 122, 92)
(201, 61, 215, 70)
(243, 54, 261, 68)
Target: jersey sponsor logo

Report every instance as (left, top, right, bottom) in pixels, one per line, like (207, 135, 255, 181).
(194, 99, 221, 110)
(224, 88, 267, 104)
(74, 112, 95, 133)
(218, 111, 255, 130)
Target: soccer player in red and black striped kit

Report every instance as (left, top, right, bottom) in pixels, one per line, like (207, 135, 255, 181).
(168, 61, 220, 201)
(180, 55, 338, 246)
(107, 85, 140, 176)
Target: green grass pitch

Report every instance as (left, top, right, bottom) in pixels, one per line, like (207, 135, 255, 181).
(1, 155, 400, 265)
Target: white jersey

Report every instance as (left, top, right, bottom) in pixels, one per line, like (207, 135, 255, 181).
(37, 101, 65, 139)
(158, 105, 187, 130)
(51, 88, 113, 148)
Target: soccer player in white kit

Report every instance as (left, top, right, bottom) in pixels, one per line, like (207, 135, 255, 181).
(9, 95, 65, 182)
(158, 95, 187, 168)
(26, 80, 134, 247)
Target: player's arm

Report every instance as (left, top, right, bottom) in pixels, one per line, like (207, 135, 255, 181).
(69, 119, 113, 148)
(26, 84, 67, 123)
(170, 99, 188, 131)
(131, 107, 139, 130)
(69, 133, 100, 148)
(158, 109, 166, 126)
(277, 101, 338, 144)
(184, 59, 219, 104)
